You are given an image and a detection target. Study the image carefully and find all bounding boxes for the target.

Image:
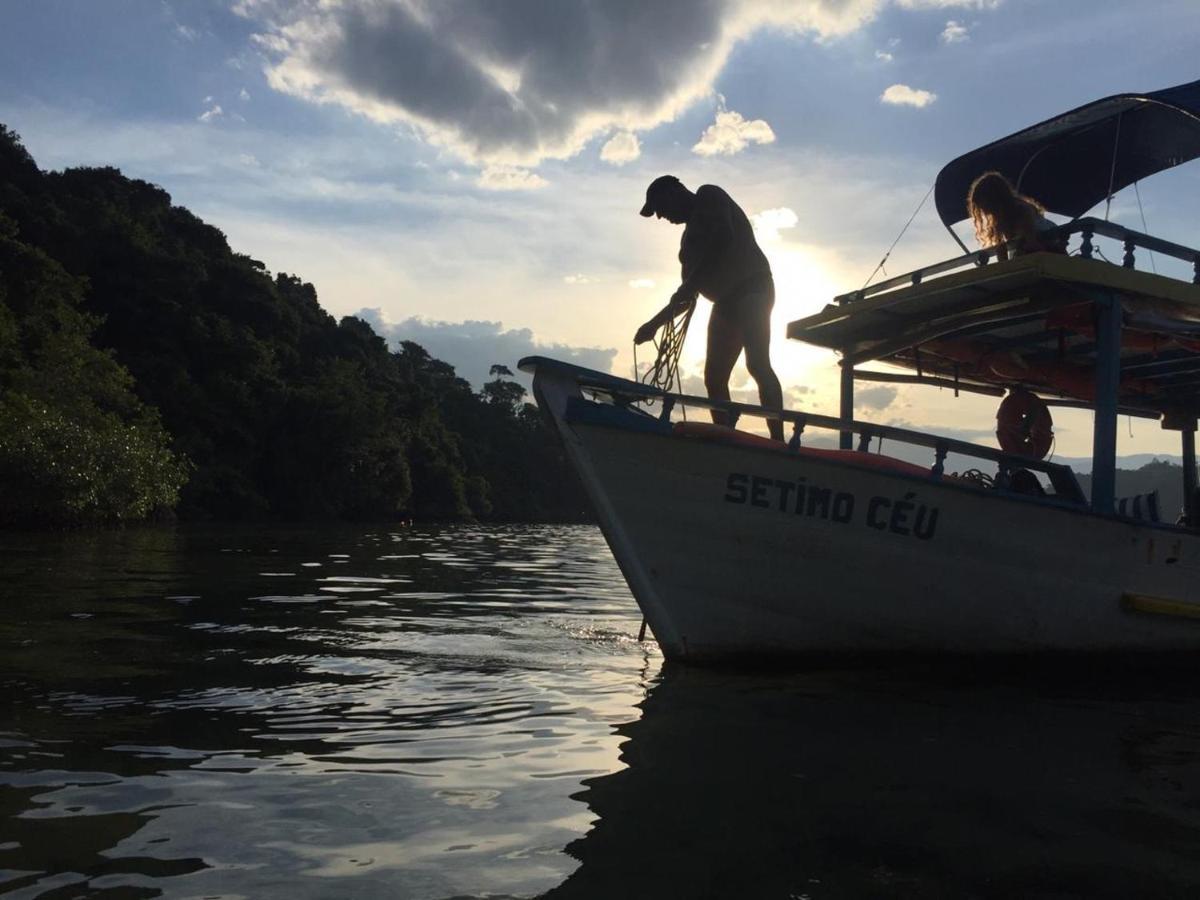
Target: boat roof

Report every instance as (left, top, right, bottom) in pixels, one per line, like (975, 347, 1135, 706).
(787, 252, 1200, 417)
(935, 78, 1200, 228)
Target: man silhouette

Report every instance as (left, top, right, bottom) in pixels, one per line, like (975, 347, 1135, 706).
(635, 175, 784, 441)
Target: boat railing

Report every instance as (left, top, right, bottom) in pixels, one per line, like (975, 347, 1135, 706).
(548, 360, 1087, 505)
(835, 217, 1200, 306)
(1071, 217, 1200, 276)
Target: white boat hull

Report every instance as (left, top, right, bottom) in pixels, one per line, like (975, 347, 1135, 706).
(532, 365, 1200, 661)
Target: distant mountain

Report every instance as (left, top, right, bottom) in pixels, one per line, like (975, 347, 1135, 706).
(1076, 460, 1191, 523)
(1052, 453, 1182, 474)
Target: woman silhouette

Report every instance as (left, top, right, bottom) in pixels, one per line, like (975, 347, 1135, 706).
(967, 171, 1065, 260)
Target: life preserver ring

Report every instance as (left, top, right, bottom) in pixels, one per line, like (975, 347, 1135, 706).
(996, 389, 1053, 459)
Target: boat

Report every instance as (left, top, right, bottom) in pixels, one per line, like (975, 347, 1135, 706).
(521, 79, 1200, 661)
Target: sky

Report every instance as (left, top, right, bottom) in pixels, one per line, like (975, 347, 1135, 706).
(2, 0, 1198, 459)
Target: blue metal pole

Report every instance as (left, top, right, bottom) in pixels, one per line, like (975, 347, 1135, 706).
(840, 361, 854, 450)
(1091, 294, 1122, 514)
(1183, 425, 1198, 525)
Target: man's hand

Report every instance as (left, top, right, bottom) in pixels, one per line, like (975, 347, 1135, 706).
(634, 320, 659, 345)
(635, 294, 694, 344)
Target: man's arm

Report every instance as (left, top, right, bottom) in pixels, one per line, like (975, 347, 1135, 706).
(635, 294, 694, 344)
(672, 189, 733, 304)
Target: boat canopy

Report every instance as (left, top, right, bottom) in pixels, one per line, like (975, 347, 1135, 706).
(935, 78, 1200, 228)
(788, 252, 1200, 418)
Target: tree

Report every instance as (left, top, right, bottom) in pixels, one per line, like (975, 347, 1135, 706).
(0, 222, 188, 525)
(0, 123, 594, 525)
(482, 362, 526, 410)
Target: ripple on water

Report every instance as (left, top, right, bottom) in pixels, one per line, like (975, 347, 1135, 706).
(0, 525, 651, 898)
(9, 524, 1200, 896)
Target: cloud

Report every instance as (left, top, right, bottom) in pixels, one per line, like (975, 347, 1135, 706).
(242, 0, 881, 169)
(600, 131, 641, 165)
(355, 311, 618, 389)
(875, 49, 894, 61)
(784, 384, 815, 407)
(239, 87, 252, 101)
(751, 207, 799, 242)
(884, 421, 994, 445)
(198, 103, 224, 123)
(476, 165, 548, 191)
(895, 0, 999, 7)
(676, 374, 815, 413)
(692, 105, 776, 157)
(628, 278, 656, 289)
(855, 385, 899, 410)
(880, 84, 937, 108)
(563, 274, 591, 285)
(940, 19, 969, 42)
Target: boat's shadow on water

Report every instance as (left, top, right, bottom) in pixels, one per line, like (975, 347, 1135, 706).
(543, 659, 1200, 900)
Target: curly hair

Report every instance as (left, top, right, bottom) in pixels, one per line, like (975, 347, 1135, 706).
(967, 171, 1045, 250)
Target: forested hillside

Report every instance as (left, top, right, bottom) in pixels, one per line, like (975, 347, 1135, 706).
(0, 125, 590, 526)
(1076, 459, 1189, 523)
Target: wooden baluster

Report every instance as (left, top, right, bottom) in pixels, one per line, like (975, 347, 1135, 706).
(995, 462, 1012, 491)
(1080, 225, 1094, 260)
(1123, 239, 1136, 269)
(788, 417, 806, 452)
(857, 430, 873, 453)
(1194, 255, 1200, 285)
(932, 442, 948, 479)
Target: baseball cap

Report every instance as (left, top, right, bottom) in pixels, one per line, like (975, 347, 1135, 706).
(639, 174, 682, 216)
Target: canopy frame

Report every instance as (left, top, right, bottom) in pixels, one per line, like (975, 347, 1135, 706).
(934, 79, 1200, 229)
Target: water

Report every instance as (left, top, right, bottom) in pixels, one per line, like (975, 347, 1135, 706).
(0, 525, 653, 898)
(3, 525, 1200, 898)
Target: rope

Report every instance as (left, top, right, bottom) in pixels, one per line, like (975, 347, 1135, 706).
(638, 301, 695, 398)
(1133, 180, 1158, 274)
(1104, 112, 1123, 222)
(955, 468, 995, 489)
(862, 182, 936, 290)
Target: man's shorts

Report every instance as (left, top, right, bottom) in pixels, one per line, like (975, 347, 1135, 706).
(713, 276, 775, 333)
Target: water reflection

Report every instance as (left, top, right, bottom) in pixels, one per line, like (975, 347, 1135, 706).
(7, 525, 1200, 898)
(0, 525, 653, 898)
(548, 663, 1200, 899)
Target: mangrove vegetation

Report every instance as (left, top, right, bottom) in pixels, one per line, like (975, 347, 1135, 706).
(0, 125, 590, 527)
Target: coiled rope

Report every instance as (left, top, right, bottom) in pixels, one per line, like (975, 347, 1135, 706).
(634, 300, 695, 397)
